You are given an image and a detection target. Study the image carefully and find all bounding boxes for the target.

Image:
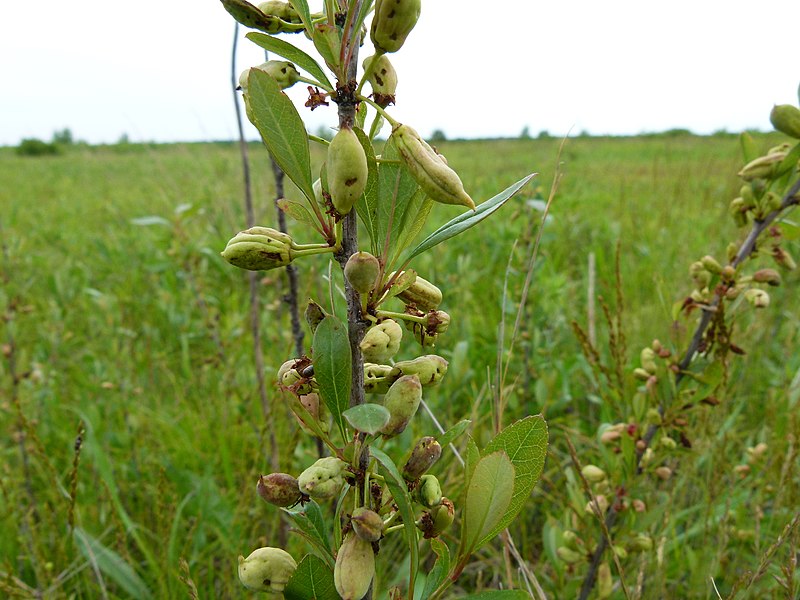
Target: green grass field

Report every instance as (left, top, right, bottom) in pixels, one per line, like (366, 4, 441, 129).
(2, 132, 799, 598)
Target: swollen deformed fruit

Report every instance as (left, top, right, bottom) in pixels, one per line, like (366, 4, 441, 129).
(360, 319, 403, 363)
(370, 0, 421, 53)
(222, 227, 293, 271)
(237, 547, 297, 593)
(328, 126, 368, 215)
(380, 375, 422, 437)
(334, 533, 375, 600)
(770, 104, 800, 139)
(344, 252, 380, 294)
(257, 473, 302, 507)
(392, 124, 476, 210)
(744, 288, 770, 308)
(239, 60, 301, 91)
(297, 457, 348, 500)
(396, 274, 442, 310)
(403, 436, 442, 480)
(390, 355, 448, 386)
(738, 152, 788, 181)
(426, 497, 454, 538)
(414, 474, 442, 508)
(351, 507, 383, 542)
(363, 53, 398, 107)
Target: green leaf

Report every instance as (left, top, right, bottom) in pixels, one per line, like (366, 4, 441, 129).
(283, 501, 334, 567)
(693, 360, 724, 401)
(393, 191, 433, 263)
(377, 137, 423, 261)
(342, 403, 390, 435)
(480, 415, 548, 545)
(460, 451, 515, 555)
(436, 419, 471, 448)
(284, 554, 338, 600)
(246, 32, 333, 90)
(245, 68, 315, 203)
(421, 538, 450, 600)
(461, 592, 533, 599)
(353, 126, 380, 254)
(464, 435, 480, 488)
(278, 198, 319, 230)
(312, 316, 352, 439)
(371, 447, 419, 597)
(406, 174, 536, 261)
(287, 0, 312, 31)
(220, 0, 283, 33)
(73, 527, 153, 600)
(312, 23, 341, 72)
(740, 131, 758, 163)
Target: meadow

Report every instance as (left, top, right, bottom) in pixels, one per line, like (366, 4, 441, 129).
(2, 131, 798, 598)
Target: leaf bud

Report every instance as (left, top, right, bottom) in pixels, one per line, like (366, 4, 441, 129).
(363, 54, 398, 107)
(381, 374, 422, 437)
(753, 268, 781, 286)
(414, 474, 442, 508)
(770, 104, 800, 139)
(297, 457, 348, 500)
(305, 300, 327, 333)
(403, 436, 442, 480)
(584, 494, 609, 517)
(392, 124, 475, 210)
(562, 530, 582, 551)
(700, 255, 723, 274)
(344, 251, 381, 294)
(426, 497, 454, 538)
(744, 288, 770, 309)
(391, 355, 448, 386)
(556, 546, 583, 564)
(351, 507, 383, 542)
(654, 466, 672, 480)
(238, 547, 297, 593)
(738, 152, 787, 181)
(334, 533, 375, 600)
(629, 534, 654, 553)
(360, 319, 403, 363)
(597, 562, 613, 599)
(581, 465, 606, 483)
(640, 347, 657, 374)
(398, 275, 443, 311)
(257, 473, 302, 507)
(222, 227, 293, 271)
(328, 126, 368, 215)
(370, 0, 421, 53)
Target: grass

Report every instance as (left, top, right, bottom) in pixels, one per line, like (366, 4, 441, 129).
(1, 132, 798, 598)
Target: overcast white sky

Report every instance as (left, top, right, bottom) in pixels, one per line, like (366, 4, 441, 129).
(1, 0, 798, 146)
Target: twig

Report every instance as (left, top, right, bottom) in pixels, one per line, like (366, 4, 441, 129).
(578, 176, 800, 599)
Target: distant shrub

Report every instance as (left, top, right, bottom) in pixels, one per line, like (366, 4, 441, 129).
(52, 128, 74, 145)
(429, 128, 447, 142)
(16, 138, 60, 157)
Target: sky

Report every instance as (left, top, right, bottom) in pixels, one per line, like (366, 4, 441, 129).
(1, 0, 798, 146)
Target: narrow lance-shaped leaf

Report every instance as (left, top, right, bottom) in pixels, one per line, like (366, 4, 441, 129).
(245, 69, 316, 203)
(406, 174, 536, 261)
(246, 32, 333, 90)
(421, 538, 450, 600)
(73, 528, 153, 600)
(312, 316, 351, 439)
(377, 136, 422, 259)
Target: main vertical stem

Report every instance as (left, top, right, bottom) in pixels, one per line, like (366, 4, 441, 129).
(334, 22, 367, 412)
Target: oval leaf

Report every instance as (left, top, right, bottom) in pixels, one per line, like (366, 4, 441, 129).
(342, 403, 390, 435)
(461, 451, 515, 555)
(284, 554, 338, 600)
(245, 68, 315, 203)
(406, 174, 536, 261)
(480, 415, 548, 546)
(312, 316, 351, 438)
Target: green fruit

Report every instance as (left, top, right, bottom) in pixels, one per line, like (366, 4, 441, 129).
(237, 547, 297, 593)
(328, 127, 368, 215)
(370, 0, 421, 53)
(391, 355, 448, 386)
(222, 227, 293, 271)
(380, 375, 422, 437)
(351, 507, 383, 542)
(414, 474, 442, 508)
(397, 275, 442, 310)
(770, 104, 800, 138)
(363, 54, 398, 106)
(257, 473, 302, 507)
(403, 436, 442, 480)
(360, 320, 403, 363)
(344, 251, 380, 294)
(240, 60, 301, 91)
(297, 457, 347, 499)
(334, 533, 375, 600)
